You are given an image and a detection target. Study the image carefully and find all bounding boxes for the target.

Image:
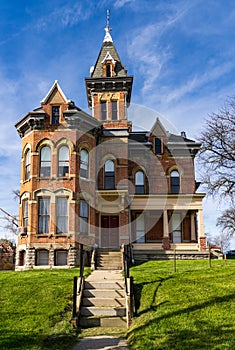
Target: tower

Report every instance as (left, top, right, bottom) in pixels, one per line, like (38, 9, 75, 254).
(85, 10, 133, 130)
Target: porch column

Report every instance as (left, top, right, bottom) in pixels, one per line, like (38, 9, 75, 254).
(198, 209, 206, 251)
(197, 209, 205, 238)
(191, 211, 196, 241)
(162, 210, 170, 250)
(163, 210, 169, 237)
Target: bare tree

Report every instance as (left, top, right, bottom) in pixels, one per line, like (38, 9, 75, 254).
(217, 208, 235, 238)
(206, 231, 231, 252)
(199, 98, 235, 241)
(199, 100, 235, 198)
(0, 190, 19, 237)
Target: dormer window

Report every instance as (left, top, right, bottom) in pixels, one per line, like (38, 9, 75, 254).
(52, 106, 60, 124)
(106, 64, 111, 77)
(155, 138, 162, 154)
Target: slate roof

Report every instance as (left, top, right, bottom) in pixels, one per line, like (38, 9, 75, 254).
(91, 36, 127, 78)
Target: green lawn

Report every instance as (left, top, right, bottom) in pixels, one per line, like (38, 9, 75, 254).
(1, 260, 235, 349)
(128, 259, 235, 349)
(0, 268, 90, 350)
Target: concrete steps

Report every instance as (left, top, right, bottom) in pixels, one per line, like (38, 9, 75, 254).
(96, 249, 122, 270)
(79, 270, 127, 328)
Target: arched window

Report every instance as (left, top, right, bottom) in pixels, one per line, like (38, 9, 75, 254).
(56, 197, 68, 234)
(23, 200, 28, 228)
(170, 170, 180, 194)
(104, 160, 115, 189)
(25, 150, 30, 180)
(135, 171, 145, 194)
(58, 146, 69, 177)
(40, 146, 51, 177)
(80, 149, 89, 179)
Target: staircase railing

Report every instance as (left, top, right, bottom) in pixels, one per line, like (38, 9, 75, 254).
(71, 244, 86, 326)
(91, 244, 97, 271)
(122, 244, 135, 327)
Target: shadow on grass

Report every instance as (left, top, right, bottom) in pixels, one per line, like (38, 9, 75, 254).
(129, 292, 235, 349)
(0, 330, 79, 350)
(134, 276, 173, 316)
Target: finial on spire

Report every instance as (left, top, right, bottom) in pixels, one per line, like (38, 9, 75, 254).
(106, 9, 110, 29)
(103, 9, 113, 43)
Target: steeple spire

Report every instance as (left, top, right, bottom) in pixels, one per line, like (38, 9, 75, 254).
(103, 9, 113, 43)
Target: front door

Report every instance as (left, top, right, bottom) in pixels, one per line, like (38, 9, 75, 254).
(101, 216, 119, 248)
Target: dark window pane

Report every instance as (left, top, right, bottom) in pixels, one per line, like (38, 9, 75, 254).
(58, 146, 69, 176)
(111, 101, 117, 120)
(80, 200, 88, 235)
(155, 138, 162, 154)
(40, 146, 51, 177)
(101, 102, 107, 121)
(38, 198, 50, 233)
(56, 197, 68, 233)
(80, 149, 89, 178)
(170, 171, 180, 194)
(52, 106, 60, 124)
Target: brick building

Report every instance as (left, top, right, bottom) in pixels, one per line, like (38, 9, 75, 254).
(15, 21, 206, 270)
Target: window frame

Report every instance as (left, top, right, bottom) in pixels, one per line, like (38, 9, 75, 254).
(135, 170, 145, 194)
(104, 160, 115, 190)
(25, 149, 30, 180)
(23, 199, 28, 228)
(40, 146, 51, 177)
(36, 249, 49, 266)
(80, 149, 89, 179)
(155, 138, 162, 154)
(170, 170, 180, 194)
(80, 199, 89, 235)
(111, 100, 118, 120)
(58, 145, 69, 177)
(56, 197, 68, 234)
(101, 101, 107, 121)
(52, 106, 60, 125)
(38, 197, 50, 234)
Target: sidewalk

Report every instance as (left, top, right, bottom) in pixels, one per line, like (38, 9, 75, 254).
(72, 335, 129, 349)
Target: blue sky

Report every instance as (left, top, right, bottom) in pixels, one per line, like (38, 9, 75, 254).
(0, 0, 234, 245)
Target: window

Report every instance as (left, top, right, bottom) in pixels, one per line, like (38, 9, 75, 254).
(40, 146, 51, 177)
(106, 64, 111, 77)
(155, 138, 162, 154)
(19, 250, 26, 266)
(136, 214, 145, 243)
(25, 150, 30, 180)
(23, 200, 28, 228)
(55, 250, 68, 266)
(36, 250, 49, 266)
(80, 149, 89, 179)
(58, 146, 69, 177)
(101, 101, 107, 121)
(52, 106, 60, 124)
(135, 171, 145, 194)
(38, 198, 50, 234)
(80, 200, 89, 235)
(171, 213, 182, 243)
(111, 101, 118, 120)
(104, 160, 115, 189)
(170, 170, 180, 194)
(56, 197, 68, 234)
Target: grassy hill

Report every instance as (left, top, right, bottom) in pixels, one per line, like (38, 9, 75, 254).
(128, 259, 235, 349)
(1, 260, 235, 349)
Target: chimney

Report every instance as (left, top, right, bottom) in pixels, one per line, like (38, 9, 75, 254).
(181, 131, 186, 138)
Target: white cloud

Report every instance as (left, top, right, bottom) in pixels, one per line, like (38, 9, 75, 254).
(114, 0, 133, 8)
